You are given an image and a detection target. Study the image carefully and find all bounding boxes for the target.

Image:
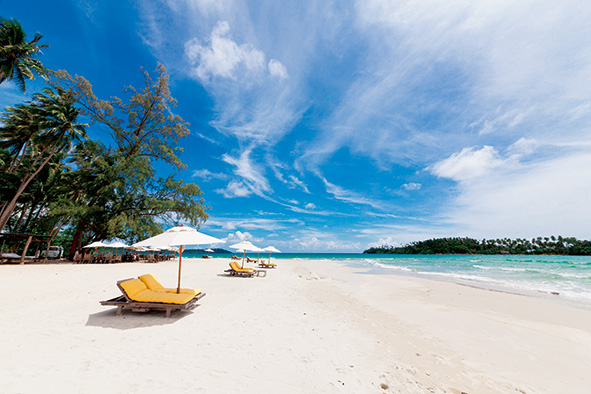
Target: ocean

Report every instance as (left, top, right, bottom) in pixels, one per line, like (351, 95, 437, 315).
(187, 252, 591, 308)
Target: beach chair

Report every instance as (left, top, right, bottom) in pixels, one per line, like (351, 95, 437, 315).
(224, 261, 266, 277)
(138, 274, 201, 297)
(246, 257, 258, 263)
(231, 255, 240, 260)
(259, 260, 276, 268)
(100, 277, 206, 318)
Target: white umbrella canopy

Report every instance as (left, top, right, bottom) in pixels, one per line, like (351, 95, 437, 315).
(83, 241, 108, 249)
(230, 240, 261, 252)
(132, 225, 222, 293)
(263, 246, 281, 264)
(133, 226, 221, 248)
(204, 248, 214, 253)
(106, 241, 130, 255)
(107, 241, 129, 248)
(230, 240, 262, 267)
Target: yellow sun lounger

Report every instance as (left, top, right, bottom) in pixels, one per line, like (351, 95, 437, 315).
(225, 261, 266, 277)
(139, 274, 201, 297)
(100, 277, 206, 317)
(259, 260, 276, 268)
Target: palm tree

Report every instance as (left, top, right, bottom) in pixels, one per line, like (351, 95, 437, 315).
(0, 87, 86, 232)
(0, 18, 48, 92)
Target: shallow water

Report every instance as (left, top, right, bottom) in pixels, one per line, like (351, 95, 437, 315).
(189, 252, 591, 308)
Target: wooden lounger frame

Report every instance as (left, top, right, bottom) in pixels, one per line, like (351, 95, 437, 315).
(224, 267, 266, 277)
(100, 279, 206, 318)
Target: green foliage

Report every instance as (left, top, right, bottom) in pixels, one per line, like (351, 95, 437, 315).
(0, 17, 49, 92)
(364, 236, 591, 256)
(1, 21, 210, 258)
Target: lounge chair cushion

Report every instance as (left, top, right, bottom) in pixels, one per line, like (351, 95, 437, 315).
(120, 279, 195, 305)
(139, 274, 164, 290)
(230, 261, 256, 273)
(120, 279, 148, 298)
(139, 274, 200, 297)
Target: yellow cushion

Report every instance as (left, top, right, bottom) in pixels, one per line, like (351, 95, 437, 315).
(160, 288, 200, 297)
(230, 261, 256, 272)
(139, 274, 164, 291)
(139, 274, 199, 296)
(131, 290, 195, 305)
(120, 279, 148, 298)
(120, 278, 195, 304)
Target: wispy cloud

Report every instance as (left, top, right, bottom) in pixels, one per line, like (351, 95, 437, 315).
(298, 0, 591, 171)
(192, 168, 228, 181)
(322, 177, 384, 209)
(219, 149, 270, 197)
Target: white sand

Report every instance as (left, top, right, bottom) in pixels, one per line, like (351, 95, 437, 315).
(1, 258, 590, 394)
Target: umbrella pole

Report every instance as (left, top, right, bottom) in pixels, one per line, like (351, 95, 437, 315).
(177, 245, 183, 294)
(241, 249, 246, 268)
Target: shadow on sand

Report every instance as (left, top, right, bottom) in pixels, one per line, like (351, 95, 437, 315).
(86, 307, 196, 330)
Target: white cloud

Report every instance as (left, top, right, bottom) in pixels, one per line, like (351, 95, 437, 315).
(222, 231, 263, 245)
(305, 203, 316, 209)
(206, 217, 297, 232)
(299, 0, 591, 170)
(288, 175, 310, 193)
(367, 236, 397, 248)
(402, 182, 421, 191)
(268, 59, 288, 80)
(443, 152, 591, 239)
(429, 145, 509, 182)
(322, 177, 384, 209)
(221, 149, 271, 197)
(192, 168, 228, 181)
(215, 180, 252, 198)
(185, 20, 266, 81)
(292, 236, 361, 252)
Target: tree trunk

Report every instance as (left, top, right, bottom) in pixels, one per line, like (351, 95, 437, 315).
(13, 201, 31, 232)
(0, 145, 56, 232)
(69, 220, 85, 260)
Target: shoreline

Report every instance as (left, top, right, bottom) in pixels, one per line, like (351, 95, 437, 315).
(2, 257, 590, 393)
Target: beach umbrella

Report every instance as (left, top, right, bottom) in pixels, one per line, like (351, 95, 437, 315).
(263, 246, 281, 263)
(82, 241, 108, 248)
(106, 241, 129, 255)
(133, 225, 222, 293)
(230, 240, 262, 268)
(82, 241, 108, 259)
(204, 248, 214, 253)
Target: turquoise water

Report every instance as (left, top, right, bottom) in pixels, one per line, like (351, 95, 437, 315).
(189, 252, 591, 307)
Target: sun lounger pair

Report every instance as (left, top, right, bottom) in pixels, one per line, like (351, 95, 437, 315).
(259, 260, 276, 268)
(245, 257, 258, 263)
(224, 261, 266, 277)
(100, 274, 205, 317)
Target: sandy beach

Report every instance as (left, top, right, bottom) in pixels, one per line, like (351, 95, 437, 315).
(1, 258, 590, 394)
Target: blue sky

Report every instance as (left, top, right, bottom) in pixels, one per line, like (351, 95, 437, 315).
(3, 0, 591, 252)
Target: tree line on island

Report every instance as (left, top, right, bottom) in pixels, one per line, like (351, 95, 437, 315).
(0, 18, 208, 259)
(364, 236, 591, 256)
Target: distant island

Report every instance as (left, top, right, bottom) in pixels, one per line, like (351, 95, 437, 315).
(364, 236, 591, 256)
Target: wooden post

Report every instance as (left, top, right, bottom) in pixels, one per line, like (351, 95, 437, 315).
(20, 235, 32, 264)
(176, 245, 184, 294)
(44, 240, 51, 264)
